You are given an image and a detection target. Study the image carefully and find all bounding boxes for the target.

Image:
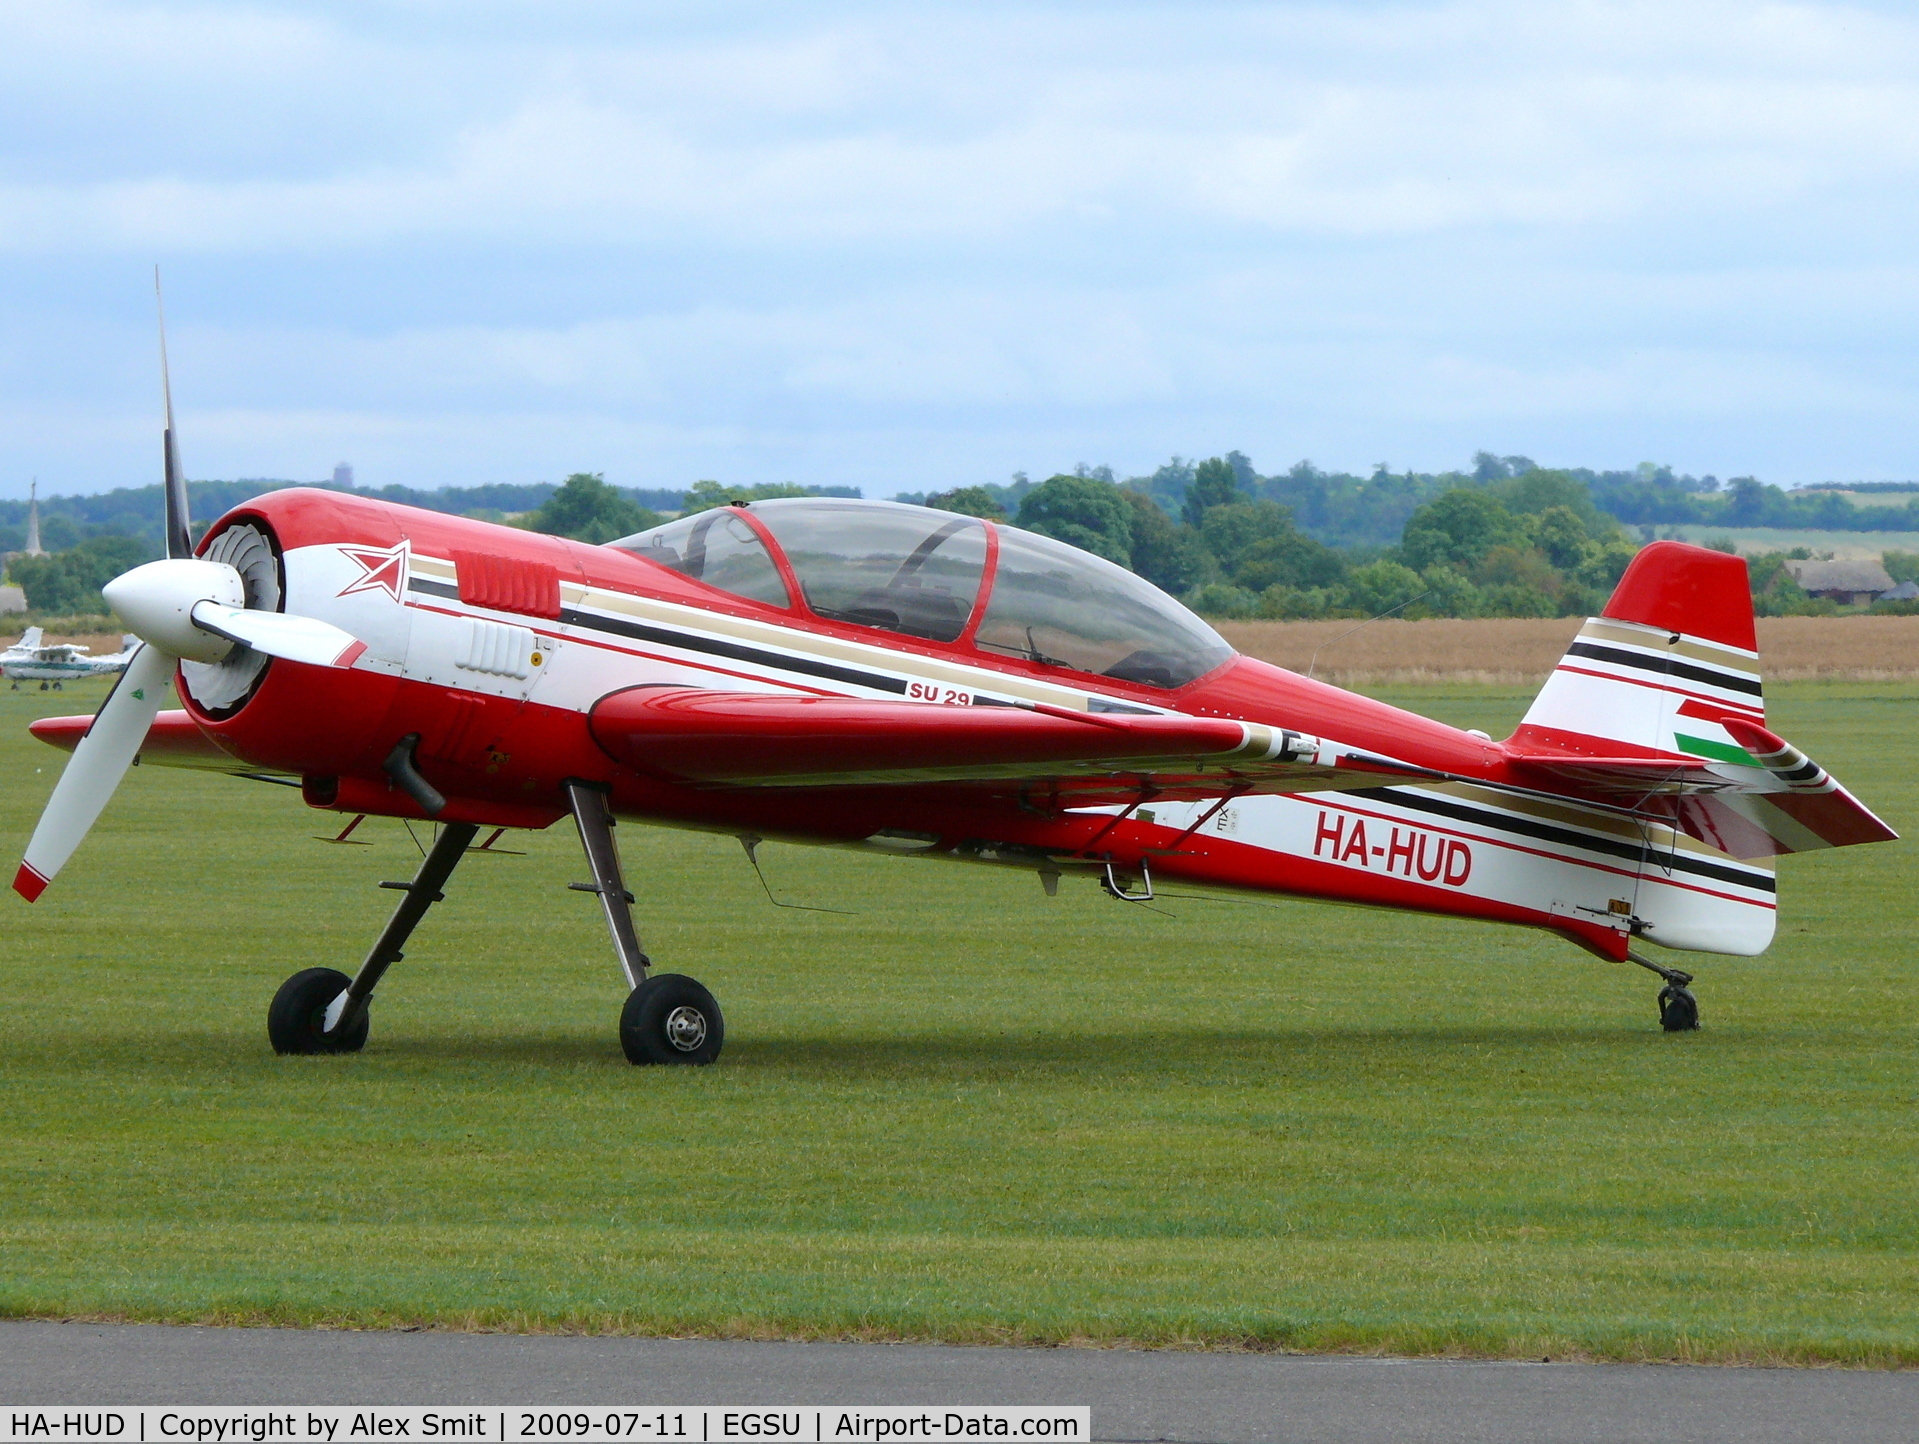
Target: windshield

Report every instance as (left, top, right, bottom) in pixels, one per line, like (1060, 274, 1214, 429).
(613, 509, 790, 608)
(750, 499, 987, 643)
(976, 524, 1233, 689)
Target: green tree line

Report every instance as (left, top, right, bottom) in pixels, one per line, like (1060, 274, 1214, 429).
(923, 464, 1640, 621)
(10, 462, 1914, 621)
(0, 475, 858, 556)
(919, 458, 1919, 621)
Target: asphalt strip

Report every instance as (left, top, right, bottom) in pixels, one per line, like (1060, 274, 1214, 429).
(2, 1322, 1916, 1444)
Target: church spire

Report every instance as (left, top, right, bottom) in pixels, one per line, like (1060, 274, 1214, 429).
(23, 479, 45, 557)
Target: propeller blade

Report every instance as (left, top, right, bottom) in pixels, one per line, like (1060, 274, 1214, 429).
(155, 267, 192, 560)
(14, 645, 174, 901)
(189, 602, 364, 668)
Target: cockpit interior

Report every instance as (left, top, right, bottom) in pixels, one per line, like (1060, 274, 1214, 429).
(613, 498, 1234, 691)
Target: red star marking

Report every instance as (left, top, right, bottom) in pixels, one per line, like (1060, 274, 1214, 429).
(337, 541, 410, 602)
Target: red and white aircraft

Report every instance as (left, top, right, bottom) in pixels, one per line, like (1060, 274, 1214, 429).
(14, 402, 1897, 1061)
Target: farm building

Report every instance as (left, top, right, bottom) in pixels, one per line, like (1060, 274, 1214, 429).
(1784, 559, 1895, 605)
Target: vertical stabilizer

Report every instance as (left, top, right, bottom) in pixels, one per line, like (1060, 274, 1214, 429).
(1514, 541, 1764, 766)
(1511, 542, 1780, 956)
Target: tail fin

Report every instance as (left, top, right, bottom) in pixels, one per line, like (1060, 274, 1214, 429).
(21, 625, 43, 650)
(1514, 541, 1762, 762)
(1509, 540, 1894, 863)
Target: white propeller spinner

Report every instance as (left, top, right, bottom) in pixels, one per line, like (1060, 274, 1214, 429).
(104, 558, 246, 662)
(104, 557, 362, 669)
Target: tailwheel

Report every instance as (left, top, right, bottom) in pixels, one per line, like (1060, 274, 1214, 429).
(1632, 952, 1700, 1033)
(1658, 984, 1700, 1033)
(268, 966, 369, 1055)
(620, 973, 724, 1065)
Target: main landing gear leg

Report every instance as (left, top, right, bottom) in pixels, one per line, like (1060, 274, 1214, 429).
(267, 820, 479, 1055)
(1630, 951, 1699, 1033)
(565, 780, 723, 1066)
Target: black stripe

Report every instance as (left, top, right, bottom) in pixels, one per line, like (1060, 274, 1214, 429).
(410, 577, 910, 695)
(1346, 787, 1777, 895)
(1778, 761, 1822, 784)
(1566, 641, 1763, 697)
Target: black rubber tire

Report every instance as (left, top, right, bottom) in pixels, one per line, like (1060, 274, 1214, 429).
(620, 974, 724, 1065)
(1658, 984, 1700, 1033)
(268, 967, 370, 1055)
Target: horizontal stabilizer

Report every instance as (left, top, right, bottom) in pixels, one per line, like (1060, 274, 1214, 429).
(589, 686, 1443, 800)
(1505, 726, 1896, 859)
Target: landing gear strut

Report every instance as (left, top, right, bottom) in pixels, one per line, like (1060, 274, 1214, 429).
(566, 780, 723, 1065)
(268, 820, 478, 1054)
(267, 781, 724, 1064)
(1630, 952, 1699, 1032)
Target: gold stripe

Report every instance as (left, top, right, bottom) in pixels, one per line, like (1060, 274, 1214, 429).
(1578, 617, 1760, 675)
(411, 551, 1132, 712)
(1402, 780, 1764, 867)
(563, 580, 1118, 709)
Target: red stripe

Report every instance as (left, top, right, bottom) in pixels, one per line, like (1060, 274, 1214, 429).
(13, 862, 48, 902)
(1554, 663, 1765, 715)
(1676, 696, 1766, 726)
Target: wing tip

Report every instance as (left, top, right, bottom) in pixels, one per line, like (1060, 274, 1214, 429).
(13, 862, 48, 902)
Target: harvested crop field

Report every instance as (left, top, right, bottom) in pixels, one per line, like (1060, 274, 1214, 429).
(11, 616, 1917, 689)
(1217, 615, 1919, 685)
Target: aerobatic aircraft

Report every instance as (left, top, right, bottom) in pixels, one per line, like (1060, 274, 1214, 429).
(12, 376, 1897, 1063)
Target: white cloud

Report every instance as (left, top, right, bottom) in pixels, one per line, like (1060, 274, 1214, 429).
(6, 1, 1918, 254)
(4, 0, 1919, 495)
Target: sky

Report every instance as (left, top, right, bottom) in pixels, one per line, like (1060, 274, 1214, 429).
(3, 0, 1918, 501)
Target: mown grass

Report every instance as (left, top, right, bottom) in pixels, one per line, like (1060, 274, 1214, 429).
(0, 680, 1914, 1362)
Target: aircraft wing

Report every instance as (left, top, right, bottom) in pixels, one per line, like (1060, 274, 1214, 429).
(589, 686, 1444, 800)
(29, 709, 247, 772)
(1507, 718, 1895, 858)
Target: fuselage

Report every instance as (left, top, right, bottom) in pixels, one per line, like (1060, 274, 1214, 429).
(169, 488, 1778, 961)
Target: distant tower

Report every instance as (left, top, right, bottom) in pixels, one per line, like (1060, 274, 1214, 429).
(332, 462, 354, 489)
(23, 479, 46, 557)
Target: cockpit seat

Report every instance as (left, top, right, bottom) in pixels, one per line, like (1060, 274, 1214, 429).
(1101, 649, 1186, 689)
(841, 587, 969, 642)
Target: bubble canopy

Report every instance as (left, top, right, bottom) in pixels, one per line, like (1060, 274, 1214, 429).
(613, 497, 1233, 690)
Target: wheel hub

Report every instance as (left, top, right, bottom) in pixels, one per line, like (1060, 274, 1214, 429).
(664, 1004, 708, 1052)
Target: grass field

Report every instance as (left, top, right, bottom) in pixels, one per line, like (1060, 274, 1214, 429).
(0, 678, 1915, 1363)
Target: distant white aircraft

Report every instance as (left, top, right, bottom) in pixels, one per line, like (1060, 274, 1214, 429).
(3, 629, 139, 689)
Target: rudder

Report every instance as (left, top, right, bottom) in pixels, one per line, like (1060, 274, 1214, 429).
(1515, 541, 1764, 764)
